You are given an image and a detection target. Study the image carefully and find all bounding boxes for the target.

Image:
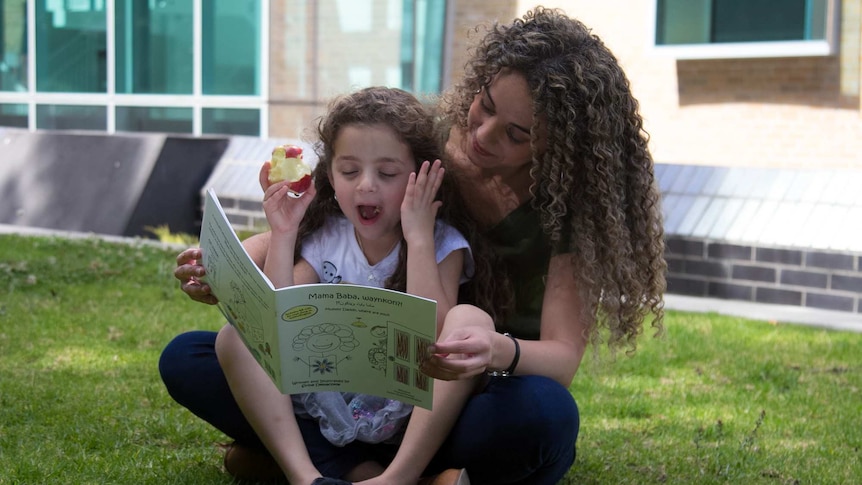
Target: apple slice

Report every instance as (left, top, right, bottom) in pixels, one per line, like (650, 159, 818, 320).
(268, 144, 312, 195)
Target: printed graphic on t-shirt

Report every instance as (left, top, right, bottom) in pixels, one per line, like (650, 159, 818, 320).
(321, 261, 342, 283)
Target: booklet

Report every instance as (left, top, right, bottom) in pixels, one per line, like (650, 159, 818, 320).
(199, 188, 436, 409)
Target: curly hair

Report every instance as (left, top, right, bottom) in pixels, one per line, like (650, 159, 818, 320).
(441, 7, 666, 351)
(296, 87, 512, 324)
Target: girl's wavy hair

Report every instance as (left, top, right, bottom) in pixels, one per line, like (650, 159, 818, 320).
(296, 87, 511, 323)
(441, 7, 666, 351)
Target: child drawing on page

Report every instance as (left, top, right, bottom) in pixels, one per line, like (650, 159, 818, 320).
(292, 323, 358, 377)
(214, 86, 507, 483)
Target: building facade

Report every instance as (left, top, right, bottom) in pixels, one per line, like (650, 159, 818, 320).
(2, 0, 861, 315)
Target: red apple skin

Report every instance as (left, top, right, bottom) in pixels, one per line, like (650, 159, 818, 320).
(284, 145, 303, 159)
(287, 174, 312, 194)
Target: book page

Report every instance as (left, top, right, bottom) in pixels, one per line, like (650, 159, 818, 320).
(273, 284, 436, 409)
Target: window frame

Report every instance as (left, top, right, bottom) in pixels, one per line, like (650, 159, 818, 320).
(649, 0, 841, 59)
(0, 0, 269, 136)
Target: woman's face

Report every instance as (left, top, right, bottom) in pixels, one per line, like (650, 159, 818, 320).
(465, 70, 545, 172)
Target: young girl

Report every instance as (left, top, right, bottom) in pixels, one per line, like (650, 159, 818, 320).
(214, 86, 499, 485)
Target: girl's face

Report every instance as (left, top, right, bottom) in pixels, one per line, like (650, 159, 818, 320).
(466, 70, 545, 173)
(329, 123, 414, 251)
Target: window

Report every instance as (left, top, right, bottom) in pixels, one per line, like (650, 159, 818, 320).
(0, 0, 28, 92)
(36, 104, 106, 130)
(36, 0, 107, 92)
(653, 0, 839, 59)
(202, 108, 260, 136)
(202, 0, 261, 95)
(115, 0, 193, 94)
(116, 106, 193, 133)
(0, 0, 264, 135)
(0, 103, 28, 127)
(400, 0, 446, 95)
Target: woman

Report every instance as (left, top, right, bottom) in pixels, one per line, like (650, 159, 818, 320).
(161, 7, 666, 485)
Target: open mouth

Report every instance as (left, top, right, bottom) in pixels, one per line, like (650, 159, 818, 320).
(358, 205, 381, 223)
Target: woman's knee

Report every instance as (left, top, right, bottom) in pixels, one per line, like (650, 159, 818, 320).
(158, 330, 219, 404)
(159, 331, 204, 382)
(501, 375, 579, 441)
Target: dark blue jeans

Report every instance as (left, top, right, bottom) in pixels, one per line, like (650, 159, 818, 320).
(159, 330, 579, 485)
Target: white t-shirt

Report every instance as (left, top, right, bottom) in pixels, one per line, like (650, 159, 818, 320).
(301, 215, 474, 288)
(293, 215, 473, 446)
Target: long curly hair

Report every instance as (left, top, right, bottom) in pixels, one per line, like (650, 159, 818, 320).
(296, 87, 512, 324)
(442, 7, 666, 351)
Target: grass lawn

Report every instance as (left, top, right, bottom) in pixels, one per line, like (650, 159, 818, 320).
(1, 233, 859, 484)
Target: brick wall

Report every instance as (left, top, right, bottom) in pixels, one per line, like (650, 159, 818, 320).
(666, 237, 862, 313)
(445, 0, 518, 87)
(268, 0, 404, 139)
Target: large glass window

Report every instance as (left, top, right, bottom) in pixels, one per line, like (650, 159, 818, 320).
(115, 0, 193, 94)
(1, 0, 28, 92)
(401, 0, 445, 95)
(36, 104, 106, 130)
(654, 0, 837, 58)
(116, 106, 193, 133)
(0, 103, 28, 127)
(0, 0, 451, 135)
(202, 0, 260, 95)
(36, 0, 107, 92)
(202, 108, 260, 136)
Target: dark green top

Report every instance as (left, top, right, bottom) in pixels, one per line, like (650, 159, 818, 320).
(483, 201, 551, 340)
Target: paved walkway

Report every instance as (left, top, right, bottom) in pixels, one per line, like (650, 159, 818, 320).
(664, 294, 862, 332)
(3, 224, 861, 333)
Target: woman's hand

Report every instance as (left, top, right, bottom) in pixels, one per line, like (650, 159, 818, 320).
(420, 324, 495, 381)
(401, 160, 444, 247)
(174, 248, 218, 305)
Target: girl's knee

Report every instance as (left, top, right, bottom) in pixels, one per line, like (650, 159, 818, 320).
(444, 304, 494, 331)
(214, 323, 239, 358)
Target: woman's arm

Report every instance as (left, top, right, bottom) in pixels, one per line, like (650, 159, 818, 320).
(509, 253, 587, 385)
(423, 253, 588, 387)
(174, 232, 273, 305)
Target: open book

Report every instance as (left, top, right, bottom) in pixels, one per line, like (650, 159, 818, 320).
(199, 188, 436, 409)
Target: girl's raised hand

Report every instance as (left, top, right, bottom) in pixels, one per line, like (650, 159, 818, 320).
(261, 162, 317, 234)
(401, 159, 444, 246)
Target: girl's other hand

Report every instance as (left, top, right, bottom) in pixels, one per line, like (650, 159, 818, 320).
(401, 159, 444, 246)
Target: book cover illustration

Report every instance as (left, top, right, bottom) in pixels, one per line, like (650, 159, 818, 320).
(199, 188, 436, 409)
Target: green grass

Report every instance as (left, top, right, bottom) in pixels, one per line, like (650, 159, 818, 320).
(1, 233, 860, 484)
